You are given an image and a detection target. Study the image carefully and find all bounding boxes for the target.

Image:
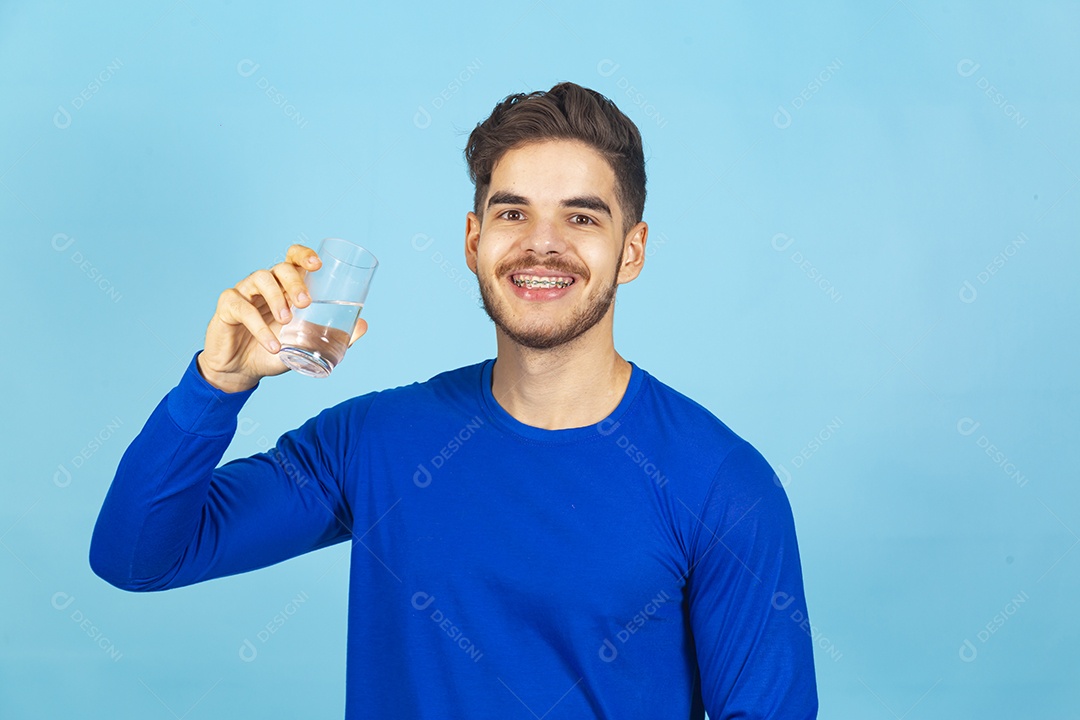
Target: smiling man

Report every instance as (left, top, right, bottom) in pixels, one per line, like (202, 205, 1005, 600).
(90, 81, 818, 719)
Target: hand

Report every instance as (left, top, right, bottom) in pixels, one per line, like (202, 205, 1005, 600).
(197, 244, 369, 393)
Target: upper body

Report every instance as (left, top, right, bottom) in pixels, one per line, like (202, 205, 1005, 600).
(89, 81, 819, 718)
(91, 348, 818, 719)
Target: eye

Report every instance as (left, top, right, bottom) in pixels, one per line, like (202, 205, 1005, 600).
(498, 209, 524, 221)
(572, 214, 596, 225)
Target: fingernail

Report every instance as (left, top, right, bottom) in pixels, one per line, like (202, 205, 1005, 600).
(279, 307, 290, 321)
(268, 339, 280, 352)
(298, 292, 310, 304)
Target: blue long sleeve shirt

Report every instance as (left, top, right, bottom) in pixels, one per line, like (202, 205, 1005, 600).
(90, 351, 818, 719)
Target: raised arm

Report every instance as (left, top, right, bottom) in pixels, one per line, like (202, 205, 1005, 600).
(89, 242, 370, 591)
(88, 351, 366, 590)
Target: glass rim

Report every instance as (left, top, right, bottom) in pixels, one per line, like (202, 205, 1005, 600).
(319, 237, 378, 269)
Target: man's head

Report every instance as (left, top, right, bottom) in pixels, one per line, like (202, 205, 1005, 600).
(465, 82, 646, 238)
(463, 83, 649, 352)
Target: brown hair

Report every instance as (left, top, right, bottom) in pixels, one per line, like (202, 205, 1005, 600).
(465, 81, 646, 236)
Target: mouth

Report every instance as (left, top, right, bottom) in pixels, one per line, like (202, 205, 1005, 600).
(506, 271, 579, 300)
(510, 273, 576, 289)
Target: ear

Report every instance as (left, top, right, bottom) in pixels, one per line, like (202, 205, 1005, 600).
(616, 221, 648, 284)
(465, 212, 481, 274)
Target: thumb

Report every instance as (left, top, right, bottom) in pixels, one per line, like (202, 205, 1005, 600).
(348, 317, 369, 348)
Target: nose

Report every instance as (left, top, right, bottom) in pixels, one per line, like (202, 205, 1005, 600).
(522, 216, 568, 255)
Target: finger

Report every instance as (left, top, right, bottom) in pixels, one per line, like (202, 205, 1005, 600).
(270, 261, 311, 311)
(218, 289, 281, 352)
(236, 269, 291, 323)
(348, 317, 368, 347)
(286, 243, 321, 272)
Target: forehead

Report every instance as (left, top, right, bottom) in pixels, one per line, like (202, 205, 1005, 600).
(489, 139, 616, 199)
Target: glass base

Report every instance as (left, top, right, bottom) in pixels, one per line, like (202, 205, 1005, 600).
(278, 346, 332, 378)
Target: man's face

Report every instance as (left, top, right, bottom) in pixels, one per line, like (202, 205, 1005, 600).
(465, 139, 646, 351)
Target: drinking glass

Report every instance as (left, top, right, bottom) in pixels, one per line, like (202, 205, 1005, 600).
(276, 238, 378, 378)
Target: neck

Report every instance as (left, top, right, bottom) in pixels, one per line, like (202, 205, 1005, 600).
(490, 323, 632, 431)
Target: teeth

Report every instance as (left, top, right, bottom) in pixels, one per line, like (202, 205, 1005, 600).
(512, 275, 574, 289)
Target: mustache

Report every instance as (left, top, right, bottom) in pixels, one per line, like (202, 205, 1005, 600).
(497, 259, 587, 278)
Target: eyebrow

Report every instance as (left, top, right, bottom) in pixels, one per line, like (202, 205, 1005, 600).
(487, 191, 612, 219)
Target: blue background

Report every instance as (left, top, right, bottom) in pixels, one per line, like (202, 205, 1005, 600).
(3, 1, 1077, 717)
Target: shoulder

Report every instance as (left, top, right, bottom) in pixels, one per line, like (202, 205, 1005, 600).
(632, 364, 751, 461)
(628, 365, 791, 552)
(633, 365, 785, 498)
(320, 359, 488, 422)
(283, 360, 488, 465)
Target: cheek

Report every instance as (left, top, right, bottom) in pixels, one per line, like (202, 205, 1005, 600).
(591, 249, 622, 276)
(475, 232, 515, 266)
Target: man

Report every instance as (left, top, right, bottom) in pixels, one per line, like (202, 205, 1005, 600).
(91, 81, 818, 718)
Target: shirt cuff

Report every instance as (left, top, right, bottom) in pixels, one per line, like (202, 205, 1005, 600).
(166, 351, 260, 436)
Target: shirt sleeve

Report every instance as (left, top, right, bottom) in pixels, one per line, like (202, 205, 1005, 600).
(686, 440, 818, 719)
(89, 350, 361, 592)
